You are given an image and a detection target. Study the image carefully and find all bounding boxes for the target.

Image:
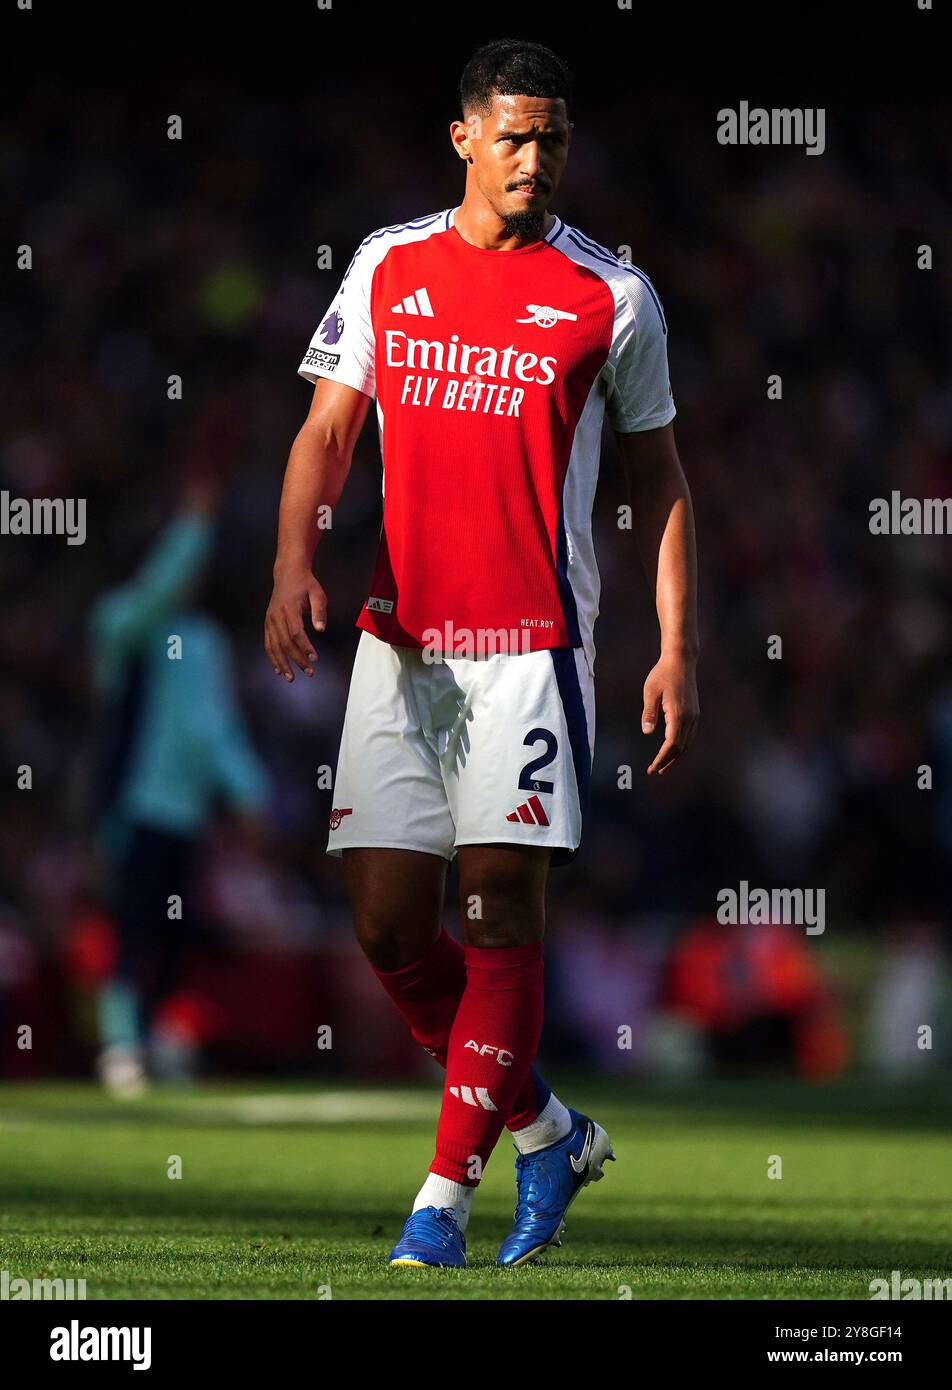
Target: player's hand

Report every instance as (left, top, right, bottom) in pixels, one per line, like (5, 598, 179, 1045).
(264, 563, 327, 681)
(642, 652, 699, 777)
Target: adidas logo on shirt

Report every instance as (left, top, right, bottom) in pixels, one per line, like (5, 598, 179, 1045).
(391, 287, 434, 317)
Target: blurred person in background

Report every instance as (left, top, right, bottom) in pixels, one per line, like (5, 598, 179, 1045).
(87, 470, 270, 1096)
(665, 915, 849, 1079)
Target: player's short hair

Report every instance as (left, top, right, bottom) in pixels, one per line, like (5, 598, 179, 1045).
(459, 39, 574, 121)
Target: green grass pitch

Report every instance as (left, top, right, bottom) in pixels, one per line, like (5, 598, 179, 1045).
(0, 1076, 948, 1300)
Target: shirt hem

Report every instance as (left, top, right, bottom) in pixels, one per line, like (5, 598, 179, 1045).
(355, 613, 582, 656)
(611, 403, 677, 434)
(297, 364, 375, 398)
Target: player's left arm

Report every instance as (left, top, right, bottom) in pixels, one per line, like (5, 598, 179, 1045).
(615, 421, 699, 776)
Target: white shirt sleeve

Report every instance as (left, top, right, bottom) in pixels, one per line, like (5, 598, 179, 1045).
(604, 272, 676, 433)
(297, 238, 376, 398)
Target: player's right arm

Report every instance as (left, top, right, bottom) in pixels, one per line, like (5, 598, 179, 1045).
(264, 377, 371, 681)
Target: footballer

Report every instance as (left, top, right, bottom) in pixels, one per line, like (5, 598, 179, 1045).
(264, 38, 699, 1267)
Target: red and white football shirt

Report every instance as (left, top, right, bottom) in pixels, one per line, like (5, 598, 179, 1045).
(298, 206, 676, 666)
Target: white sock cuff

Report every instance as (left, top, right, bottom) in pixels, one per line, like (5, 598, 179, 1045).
(510, 1092, 573, 1154)
(412, 1173, 476, 1232)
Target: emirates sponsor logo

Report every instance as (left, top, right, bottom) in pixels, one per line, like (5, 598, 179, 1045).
(385, 330, 556, 386)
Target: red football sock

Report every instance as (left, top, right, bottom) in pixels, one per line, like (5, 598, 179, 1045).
(371, 931, 547, 1130)
(371, 929, 464, 1067)
(429, 942, 545, 1185)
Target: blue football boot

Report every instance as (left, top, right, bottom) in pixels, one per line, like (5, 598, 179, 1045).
(497, 1108, 616, 1266)
(388, 1205, 467, 1268)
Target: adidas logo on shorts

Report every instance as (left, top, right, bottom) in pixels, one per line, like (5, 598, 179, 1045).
(505, 794, 550, 826)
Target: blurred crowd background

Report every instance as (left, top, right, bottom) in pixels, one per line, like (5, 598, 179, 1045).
(2, 43, 951, 1091)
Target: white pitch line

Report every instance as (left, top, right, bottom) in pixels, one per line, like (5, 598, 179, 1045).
(210, 1092, 439, 1125)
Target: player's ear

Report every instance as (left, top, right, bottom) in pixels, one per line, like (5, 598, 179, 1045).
(450, 119, 472, 162)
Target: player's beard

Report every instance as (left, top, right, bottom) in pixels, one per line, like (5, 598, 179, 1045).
(500, 207, 546, 243)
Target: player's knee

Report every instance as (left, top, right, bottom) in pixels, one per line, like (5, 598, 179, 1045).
(466, 919, 543, 949)
(458, 882, 544, 948)
(351, 910, 433, 971)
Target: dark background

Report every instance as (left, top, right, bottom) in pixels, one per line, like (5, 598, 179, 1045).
(2, 1, 950, 1082)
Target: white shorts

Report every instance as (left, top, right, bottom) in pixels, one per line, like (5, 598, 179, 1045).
(326, 631, 595, 868)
